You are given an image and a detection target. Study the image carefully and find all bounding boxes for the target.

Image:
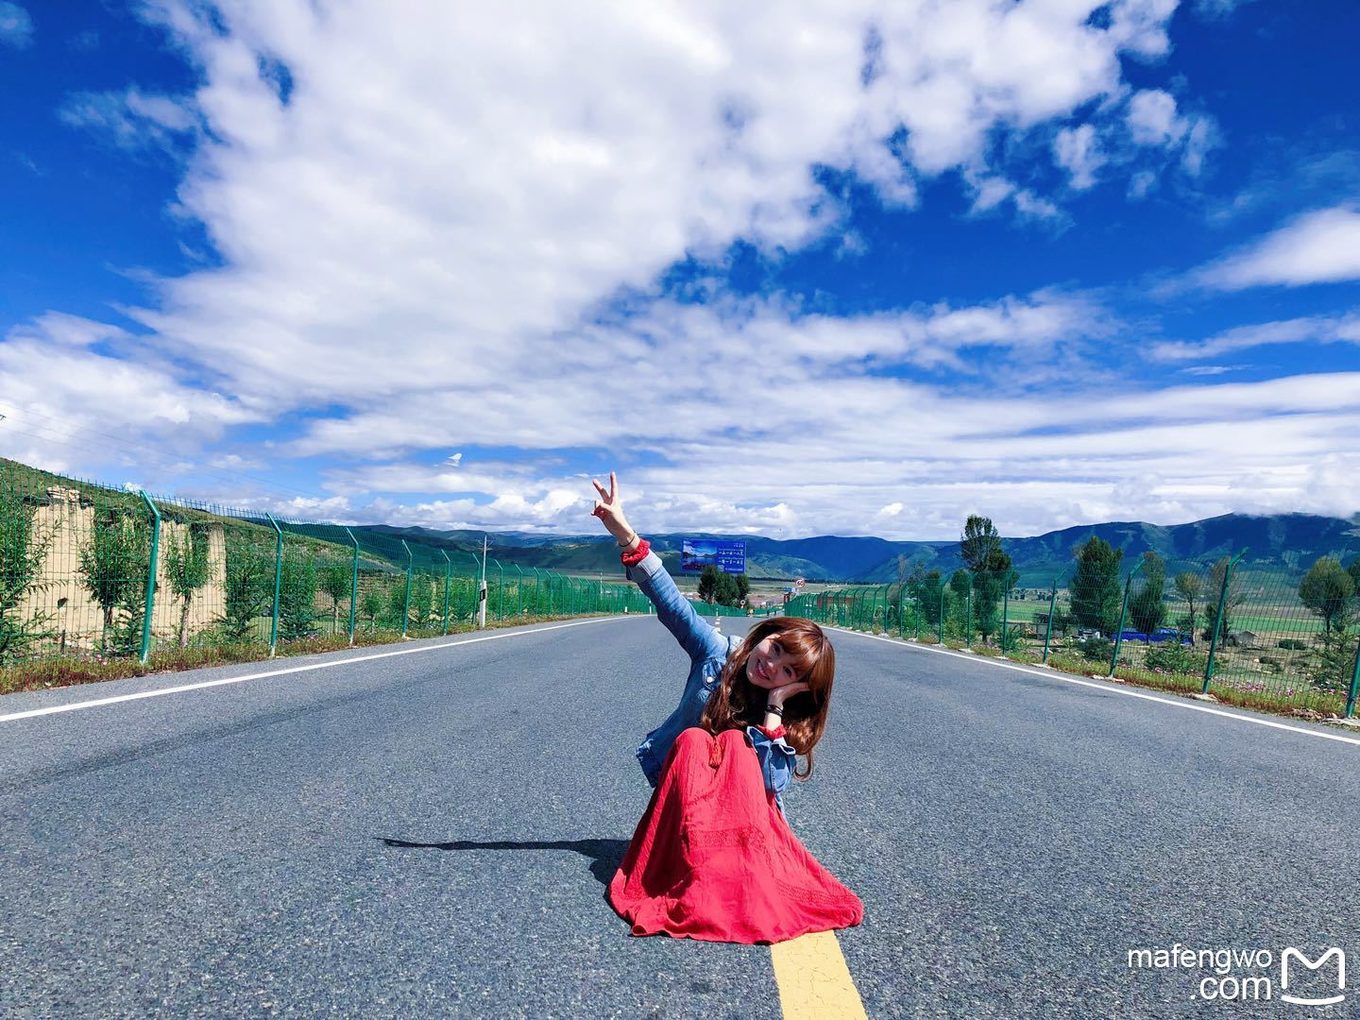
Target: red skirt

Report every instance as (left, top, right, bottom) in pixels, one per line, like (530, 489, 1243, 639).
(607, 726, 864, 944)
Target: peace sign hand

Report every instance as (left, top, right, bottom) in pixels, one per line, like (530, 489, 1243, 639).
(590, 470, 633, 543)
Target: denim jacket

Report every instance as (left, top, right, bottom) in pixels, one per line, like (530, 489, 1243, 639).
(625, 547, 798, 818)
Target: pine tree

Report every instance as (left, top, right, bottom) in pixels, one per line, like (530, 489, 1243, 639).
(1128, 551, 1167, 637)
(1070, 536, 1123, 636)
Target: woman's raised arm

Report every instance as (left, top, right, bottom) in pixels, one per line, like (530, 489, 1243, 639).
(591, 471, 640, 552)
(590, 471, 726, 664)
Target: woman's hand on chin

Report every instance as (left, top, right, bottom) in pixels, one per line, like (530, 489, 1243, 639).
(766, 680, 810, 710)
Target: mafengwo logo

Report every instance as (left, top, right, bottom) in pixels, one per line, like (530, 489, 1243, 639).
(1280, 947, 1345, 1007)
(1126, 943, 1346, 1004)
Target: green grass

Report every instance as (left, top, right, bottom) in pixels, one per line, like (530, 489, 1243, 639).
(0, 611, 596, 696)
(1229, 613, 1322, 636)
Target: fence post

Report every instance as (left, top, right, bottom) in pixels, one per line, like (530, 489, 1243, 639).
(1347, 636, 1360, 719)
(440, 550, 452, 633)
(965, 586, 972, 645)
(397, 540, 411, 637)
(137, 491, 162, 665)
(938, 589, 945, 643)
(477, 540, 488, 630)
(266, 513, 283, 657)
(1001, 580, 1010, 654)
(1042, 576, 1058, 664)
(1109, 556, 1145, 677)
(345, 528, 359, 646)
(1203, 548, 1247, 694)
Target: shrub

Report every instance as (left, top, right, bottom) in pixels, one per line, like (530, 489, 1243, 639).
(1076, 636, 1113, 662)
(1144, 641, 1204, 676)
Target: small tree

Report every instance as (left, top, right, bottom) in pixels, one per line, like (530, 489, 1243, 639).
(0, 486, 53, 664)
(698, 565, 719, 604)
(220, 542, 272, 642)
(361, 583, 383, 632)
(1203, 556, 1246, 643)
(1308, 628, 1357, 693)
(1173, 572, 1202, 644)
(381, 574, 408, 629)
(1128, 551, 1167, 637)
(960, 514, 1012, 641)
(164, 524, 212, 647)
(410, 574, 435, 629)
(918, 569, 944, 628)
(1298, 557, 1355, 634)
(948, 569, 971, 635)
(319, 561, 352, 634)
(960, 515, 1002, 571)
(79, 509, 151, 651)
(277, 551, 318, 641)
(1070, 536, 1123, 636)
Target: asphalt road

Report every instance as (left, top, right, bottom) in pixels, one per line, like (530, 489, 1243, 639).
(1, 615, 1355, 1019)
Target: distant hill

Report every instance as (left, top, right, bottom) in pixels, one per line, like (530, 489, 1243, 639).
(362, 512, 1360, 585)
(850, 513, 1360, 586)
(4, 456, 1354, 585)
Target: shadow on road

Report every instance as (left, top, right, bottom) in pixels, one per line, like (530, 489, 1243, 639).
(379, 836, 630, 886)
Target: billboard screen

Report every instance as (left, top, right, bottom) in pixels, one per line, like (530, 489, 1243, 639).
(680, 540, 746, 575)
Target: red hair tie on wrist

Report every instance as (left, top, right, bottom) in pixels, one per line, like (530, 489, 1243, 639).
(620, 538, 650, 567)
(757, 723, 786, 741)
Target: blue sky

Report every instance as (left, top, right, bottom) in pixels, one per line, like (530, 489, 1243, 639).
(1, 0, 1357, 540)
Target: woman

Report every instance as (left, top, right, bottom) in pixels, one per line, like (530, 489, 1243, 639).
(591, 471, 863, 944)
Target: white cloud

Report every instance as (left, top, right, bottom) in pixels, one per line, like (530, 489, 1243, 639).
(0, 315, 258, 477)
(1180, 115, 1216, 176)
(1195, 206, 1360, 289)
(1127, 89, 1184, 147)
(1126, 169, 1158, 201)
(1193, 0, 1257, 18)
(59, 87, 199, 153)
(22, 0, 1358, 536)
(1150, 312, 1360, 362)
(1124, 88, 1216, 178)
(1054, 124, 1104, 190)
(0, 1, 32, 48)
(1179, 364, 1243, 376)
(56, 0, 1180, 415)
(300, 371, 1360, 539)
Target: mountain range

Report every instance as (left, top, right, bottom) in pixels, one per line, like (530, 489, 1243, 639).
(355, 512, 1360, 586)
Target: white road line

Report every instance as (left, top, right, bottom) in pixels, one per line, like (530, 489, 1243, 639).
(830, 627, 1360, 749)
(0, 617, 632, 724)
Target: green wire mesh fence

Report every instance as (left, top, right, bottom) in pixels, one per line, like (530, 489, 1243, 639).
(0, 463, 657, 669)
(788, 545, 1360, 720)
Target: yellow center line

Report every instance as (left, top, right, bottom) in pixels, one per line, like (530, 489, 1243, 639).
(770, 930, 869, 1019)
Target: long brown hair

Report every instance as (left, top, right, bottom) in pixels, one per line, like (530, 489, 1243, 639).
(698, 617, 836, 781)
